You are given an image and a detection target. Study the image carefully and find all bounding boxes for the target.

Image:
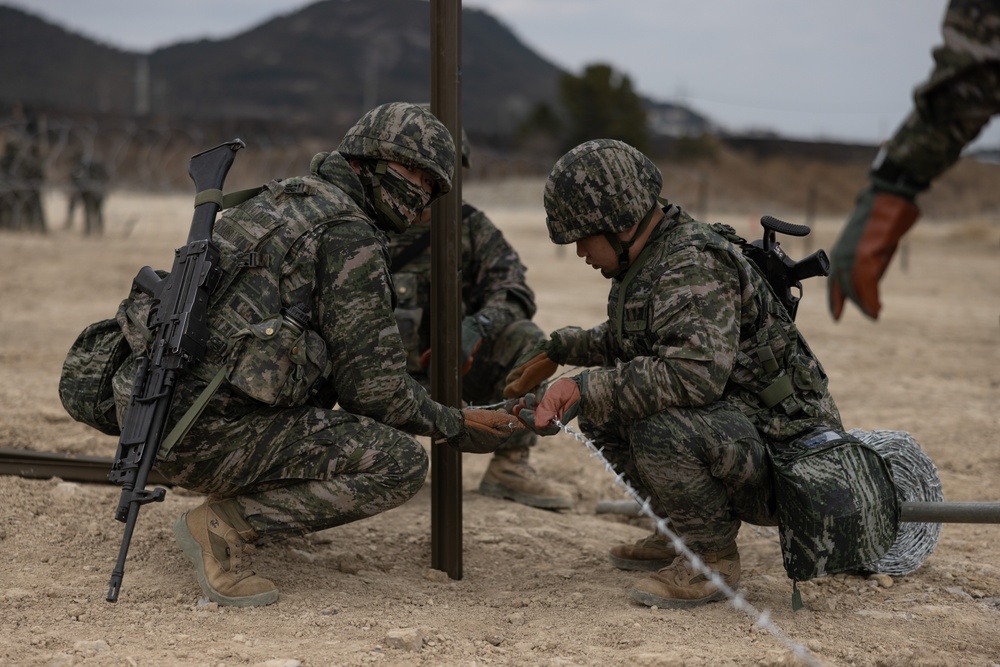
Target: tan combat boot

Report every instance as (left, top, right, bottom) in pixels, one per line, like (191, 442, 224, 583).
(608, 532, 679, 571)
(478, 447, 573, 510)
(629, 541, 740, 609)
(173, 498, 278, 607)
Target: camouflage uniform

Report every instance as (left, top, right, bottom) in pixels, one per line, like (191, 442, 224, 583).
(389, 203, 542, 442)
(389, 198, 578, 508)
(828, 0, 1000, 320)
(112, 122, 462, 542)
(549, 205, 842, 551)
(882, 0, 1000, 185)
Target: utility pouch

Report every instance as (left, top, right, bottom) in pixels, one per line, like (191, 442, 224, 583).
(771, 429, 898, 584)
(224, 314, 332, 406)
(59, 317, 131, 436)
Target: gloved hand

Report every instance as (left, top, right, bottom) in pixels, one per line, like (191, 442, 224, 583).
(503, 337, 565, 398)
(419, 315, 484, 375)
(828, 186, 920, 321)
(448, 407, 525, 453)
(513, 375, 584, 436)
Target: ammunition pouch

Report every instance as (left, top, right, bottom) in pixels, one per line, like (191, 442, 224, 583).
(223, 313, 332, 406)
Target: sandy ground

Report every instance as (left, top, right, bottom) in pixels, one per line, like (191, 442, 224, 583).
(1, 180, 999, 667)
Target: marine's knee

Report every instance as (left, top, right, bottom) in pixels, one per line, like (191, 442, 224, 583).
(391, 436, 429, 498)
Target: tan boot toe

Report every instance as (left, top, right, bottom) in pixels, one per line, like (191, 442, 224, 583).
(608, 532, 678, 571)
(173, 499, 278, 607)
(478, 448, 574, 510)
(629, 542, 740, 609)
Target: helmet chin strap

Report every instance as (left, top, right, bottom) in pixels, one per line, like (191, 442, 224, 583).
(601, 199, 663, 279)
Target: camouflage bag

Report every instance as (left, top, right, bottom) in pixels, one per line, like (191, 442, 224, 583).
(770, 429, 898, 605)
(59, 317, 131, 436)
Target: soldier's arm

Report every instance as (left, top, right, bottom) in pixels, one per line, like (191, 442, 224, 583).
(581, 248, 739, 426)
(882, 0, 1000, 184)
(313, 223, 462, 439)
(463, 207, 537, 337)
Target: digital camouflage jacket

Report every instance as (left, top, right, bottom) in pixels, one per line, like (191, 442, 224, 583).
(551, 206, 842, 442)
(884, 0, 1000, 185)
(388, 203, 537, 372)
(112, 151, 463, 460)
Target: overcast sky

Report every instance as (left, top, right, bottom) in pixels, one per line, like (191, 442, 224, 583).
(7, 0, 997, 147)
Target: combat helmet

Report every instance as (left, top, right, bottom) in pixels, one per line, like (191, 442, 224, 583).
(544, 139, 663, 277)
(416, 103, 472, 169)
(339, 102, 456, 232)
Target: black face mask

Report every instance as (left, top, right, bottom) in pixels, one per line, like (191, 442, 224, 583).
(358, 161, 433, 233)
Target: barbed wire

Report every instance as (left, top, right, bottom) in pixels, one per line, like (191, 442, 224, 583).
(553, 417, 824, 667)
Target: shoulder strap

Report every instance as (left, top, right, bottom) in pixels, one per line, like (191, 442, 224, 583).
(390, 229, 432, 273)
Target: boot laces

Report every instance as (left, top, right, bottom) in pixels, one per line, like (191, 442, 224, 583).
(227, 538, 257, 579)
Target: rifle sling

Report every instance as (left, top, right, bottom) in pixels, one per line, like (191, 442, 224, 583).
(159, 363, 230, 459)
(391, 229, 432, 273)
(389, 203, 477, 274)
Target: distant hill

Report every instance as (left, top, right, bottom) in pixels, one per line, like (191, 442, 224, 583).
(0, 0, 706, 140)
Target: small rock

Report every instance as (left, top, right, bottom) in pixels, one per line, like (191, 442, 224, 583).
(289, 548, 316, 563)
(385, 628, 424, 651)
(869, 573, 893, 588)
(505, 612, 525, 626)
(52, 482, 80, 498)
(337, 555, 364, 575)
(423, 568, 450, 583)
(72, 639, 110, 656)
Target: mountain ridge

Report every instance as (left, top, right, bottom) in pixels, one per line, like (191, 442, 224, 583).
(0, 1, 705, 139)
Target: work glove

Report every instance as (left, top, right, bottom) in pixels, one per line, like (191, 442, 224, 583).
(448, 407, 525, 453)
(503, 334, 567, 398)
(419, 315, 484, 375)
(513, 374, 585, 436)
(828, 184, 920, 321)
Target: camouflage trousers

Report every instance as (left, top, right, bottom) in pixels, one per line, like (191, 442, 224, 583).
(579, 400, 778, 552)
(411, 318, 545, 452)
(156, 405, 429, 542)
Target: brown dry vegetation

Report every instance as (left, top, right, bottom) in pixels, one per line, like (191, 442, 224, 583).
(1, 152, 998, 667)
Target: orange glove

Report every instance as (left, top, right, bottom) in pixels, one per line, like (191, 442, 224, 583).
(513, 376, 583, 436)
(828, 188, 919, 320)
(504, 350, 557, 398)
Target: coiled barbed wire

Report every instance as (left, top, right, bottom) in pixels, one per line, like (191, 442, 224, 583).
(554, 418, 823, 667)
(850, 428, 943, 576)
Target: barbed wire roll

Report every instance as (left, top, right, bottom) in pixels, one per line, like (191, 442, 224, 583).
(850, 428, 944, 576)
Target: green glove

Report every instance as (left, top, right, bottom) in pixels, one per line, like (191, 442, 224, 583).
(448, 407, 525, 453)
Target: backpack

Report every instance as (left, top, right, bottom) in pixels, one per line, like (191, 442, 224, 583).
(59, 316, 131, 436)
(770, 428, 899, 608)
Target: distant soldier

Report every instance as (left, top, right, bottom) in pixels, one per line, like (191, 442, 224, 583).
(0, 121, 46, 233)
(829, 0, 1000, 320)
(66, 153, 109, 235)
(389, 128, 573, 510)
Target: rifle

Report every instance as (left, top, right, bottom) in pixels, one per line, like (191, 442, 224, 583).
(105, 139, 245, 603)
(743, 215, 830, 321)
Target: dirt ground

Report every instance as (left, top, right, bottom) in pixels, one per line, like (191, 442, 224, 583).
(1, 177, 999, 667)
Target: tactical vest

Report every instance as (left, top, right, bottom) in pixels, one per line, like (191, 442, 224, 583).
(607, 215, 837, 441)
(117, 176, 345, 444)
